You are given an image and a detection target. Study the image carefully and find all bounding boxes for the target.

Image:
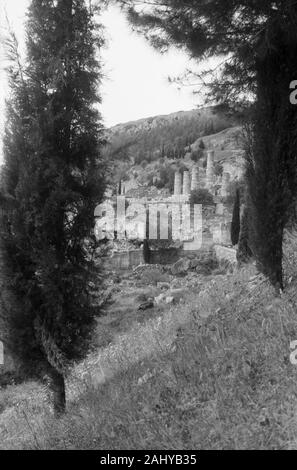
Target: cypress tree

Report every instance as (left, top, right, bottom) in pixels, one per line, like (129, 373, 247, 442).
(1, 0, 106, 414)
(237, 204, 253, 266)
(143, 239, 151, 264)
(231, 189, 240, 246)
(199, 140, 205, 150)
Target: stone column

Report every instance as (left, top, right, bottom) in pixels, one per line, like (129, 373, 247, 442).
(174, 172, 182, 196)
(206, 150, 215, 188)
(119, 181, 126, 195)
(182, 171, 190, 196)
(191, 166, 199, 191)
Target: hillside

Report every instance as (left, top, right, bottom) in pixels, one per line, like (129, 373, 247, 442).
(106, 106, 245, 196)
(2, 239, 297, 449)
(108, 105, 243, 163)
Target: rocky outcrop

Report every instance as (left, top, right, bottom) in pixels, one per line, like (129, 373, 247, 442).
(171, 258, 191, 275)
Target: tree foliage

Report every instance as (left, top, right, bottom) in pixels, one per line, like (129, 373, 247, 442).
(190, 188, 214, 206)
(190, 148, 204, 163)
(120, 0, 294, 102)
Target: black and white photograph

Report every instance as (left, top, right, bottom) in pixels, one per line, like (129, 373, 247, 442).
(0, 0, 297, 454)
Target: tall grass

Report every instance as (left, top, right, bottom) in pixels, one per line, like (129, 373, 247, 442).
(2, 259, 297, 449)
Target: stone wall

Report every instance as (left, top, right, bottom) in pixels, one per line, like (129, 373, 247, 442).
(103, 246, 216, 270)
(103, 249, 144, 270)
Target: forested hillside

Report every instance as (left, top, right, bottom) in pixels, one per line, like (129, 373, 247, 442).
(107, 105, 243, 164)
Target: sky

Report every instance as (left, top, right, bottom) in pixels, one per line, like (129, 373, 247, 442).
(0, 1, 201, 157)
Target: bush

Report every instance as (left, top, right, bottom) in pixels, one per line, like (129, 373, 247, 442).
(214, 162, 223, 177)
(155, 165, 175, 192)
(190, 148, 204, 162)
(190, 189, 215, 206)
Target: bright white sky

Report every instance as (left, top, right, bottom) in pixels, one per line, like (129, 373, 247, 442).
(0, 1, 202, 159)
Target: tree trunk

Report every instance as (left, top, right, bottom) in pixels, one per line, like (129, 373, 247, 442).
(47, 365, 66, 416)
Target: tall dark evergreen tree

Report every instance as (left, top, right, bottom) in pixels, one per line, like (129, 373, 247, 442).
(237, 204, 253, 266)
(143, 239, 151, 264)
(231, 189, 241, 246)
(120, 0, 297, 290)
(1, 0, 106, 413)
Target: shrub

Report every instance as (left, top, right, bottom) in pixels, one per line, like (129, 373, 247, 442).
(190, 148, 204, 162)
(155, 165, 175, 192)
(214, 162, 224, 177)
(190, 189, 215, 206)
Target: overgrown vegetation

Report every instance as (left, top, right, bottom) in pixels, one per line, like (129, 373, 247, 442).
(2, 255, 297, 449)
(190, 189, 214, 206)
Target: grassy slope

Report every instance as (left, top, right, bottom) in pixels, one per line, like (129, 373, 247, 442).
(2, 239, 297, 449)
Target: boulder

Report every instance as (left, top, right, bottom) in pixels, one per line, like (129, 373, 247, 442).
(170, 288, 188, 303)
(138, 299, 154, 311)
(155, 287, 189, 305)
(171, 258, 191, 276)
(154, 293, 167, 305)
